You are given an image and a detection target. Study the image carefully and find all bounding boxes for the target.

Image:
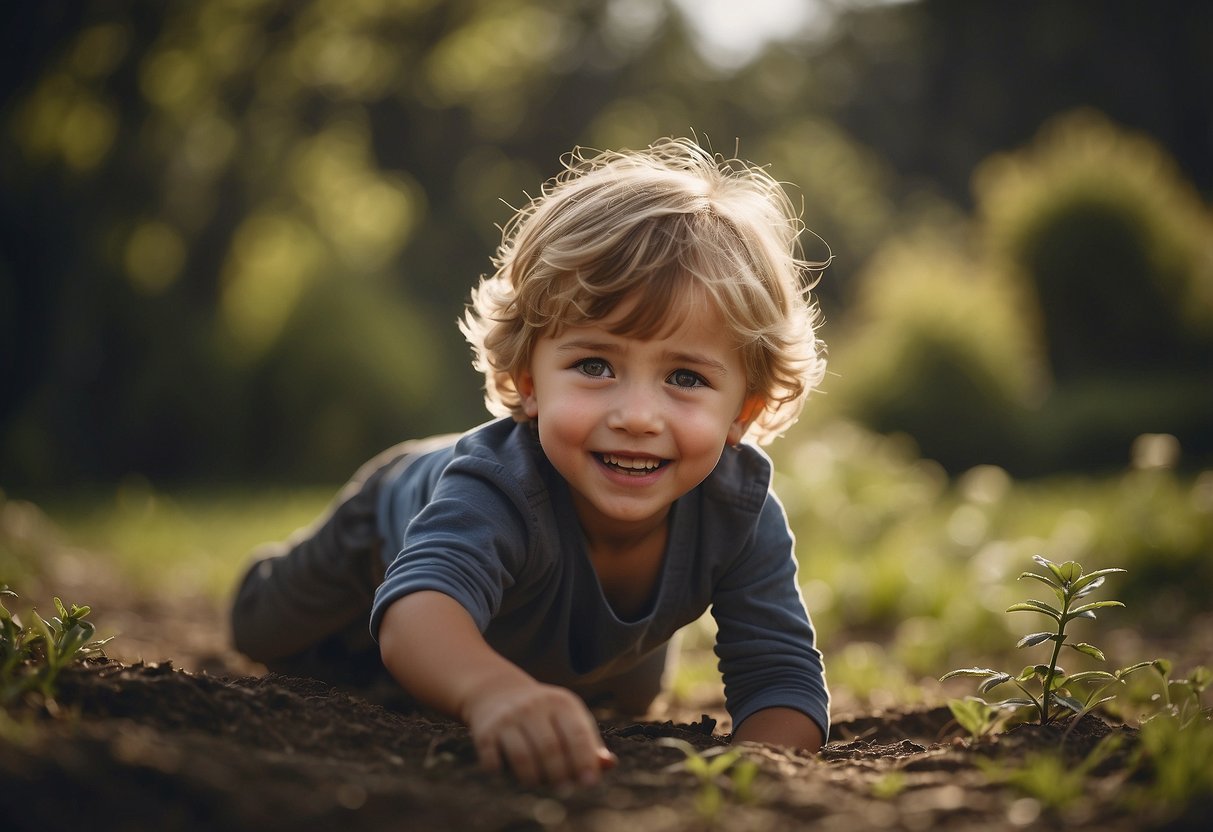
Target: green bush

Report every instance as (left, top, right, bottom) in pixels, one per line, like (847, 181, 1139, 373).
(243, 277, 475, 482)
(823, 111, 1213, 474)
(978, 109, 1213, 379)
(821, 227, 1047, 473)
(975, 110, 1213, 470)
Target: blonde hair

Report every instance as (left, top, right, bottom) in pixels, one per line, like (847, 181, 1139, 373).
(460, 137, 828, 444)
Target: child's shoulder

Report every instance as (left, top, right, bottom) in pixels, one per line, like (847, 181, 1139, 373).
(441, 417, 551, 501)
(700, 442, 774, 514)
(453, 417, 541, 465)
(382, 418, 548, 526)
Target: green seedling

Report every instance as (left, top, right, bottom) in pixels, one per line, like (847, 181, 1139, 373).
(1130, 706, 1213, 809)
(981, 734, 1123, 811)
(941, 555, 1138, 728)
(947, 695, 1005, 739)
(659, 737, 759, 821)
(870, 770, 907, 800)
(1, 586, 113, 706)
(1148, 659, 1211, 729)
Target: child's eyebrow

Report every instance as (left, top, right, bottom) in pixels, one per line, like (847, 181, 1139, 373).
(554, 339, 619, 355)
(665, 351, 731, 376)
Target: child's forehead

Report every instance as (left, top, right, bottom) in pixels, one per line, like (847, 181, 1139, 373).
(547, 285, 735, 346)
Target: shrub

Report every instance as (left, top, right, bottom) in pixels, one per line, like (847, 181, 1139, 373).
(825, 226, 1047, 472)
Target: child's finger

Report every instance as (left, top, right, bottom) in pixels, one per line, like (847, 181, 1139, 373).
(497, 724, 542, 787)
(552, 707, 608, 785)
(527, 717, 577, 786)
(474, 728, 503, 775)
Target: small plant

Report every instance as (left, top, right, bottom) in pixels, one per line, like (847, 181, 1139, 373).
(1, 586, 112, 706)
(659, 737, 759, 821)
(941, 555, 1145, 727)
(1148, 659, 1211, 728)
(947, 695, 1004, 739)
(1129, 707, 1213, 810)
(980, 734, 1124, 811)
(870, 770, 907, 800)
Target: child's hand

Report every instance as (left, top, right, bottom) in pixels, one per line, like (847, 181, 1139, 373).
(378, 592, 615, 787)
(461, 677, 616, 788)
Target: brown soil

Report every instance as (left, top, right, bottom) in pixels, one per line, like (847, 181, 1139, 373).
(1, 502, 1207, 831)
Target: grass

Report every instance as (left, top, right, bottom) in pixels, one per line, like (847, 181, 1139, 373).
(2, 480, 334, 600)
(772, 422, 1213, 690)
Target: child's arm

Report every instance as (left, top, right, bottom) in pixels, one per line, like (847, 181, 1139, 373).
(733, 706, 824, 752)
(708, 483, 831, 746)
(378, 590, 615, 787)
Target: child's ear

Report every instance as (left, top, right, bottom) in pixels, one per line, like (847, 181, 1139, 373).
(727, 395, 765, 446)
(514, 369, 540, 419)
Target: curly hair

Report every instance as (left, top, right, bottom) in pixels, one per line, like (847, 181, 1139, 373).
(459, 137, 828, 444)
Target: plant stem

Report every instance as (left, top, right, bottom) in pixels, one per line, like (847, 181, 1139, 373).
(1039, 596, 1070, 725)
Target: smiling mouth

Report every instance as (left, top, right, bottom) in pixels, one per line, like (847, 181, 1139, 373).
(595, 453, 669, 475)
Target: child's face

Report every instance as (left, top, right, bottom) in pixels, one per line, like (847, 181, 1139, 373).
(514, 291, 759, 539)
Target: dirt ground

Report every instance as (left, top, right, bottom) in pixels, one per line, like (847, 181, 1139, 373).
(1, 501, 1208, 831)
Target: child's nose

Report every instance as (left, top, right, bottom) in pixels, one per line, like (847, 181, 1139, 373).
(607, 383, 663, 435)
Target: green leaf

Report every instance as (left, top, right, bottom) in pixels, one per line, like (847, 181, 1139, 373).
(1073, 576, 1106, 598)
(1065, 671, 1118, 685)
(731, 759, 759, 799)
(1066, 642, 1106, 661)
(1152, 658, 1173, 680)
(54, 597, 68, 619)
(1032, 664, 1066, 681)
(1007, 600, 1062, 621)
(1057, 561, 1083, 584)
(56, 621, 96, 665)
(1032, 555, 1063, 582)
(1017, 632, 1056, 648)
(87, 635, 115, 653)
(29, 611, 56, 665)
(1018, 572, 1066, 603)
(705, 750, 741, 778)
(1054, 694, 1084, 714)
(1115, 661, 1153, 677)
(1082, 695, 1118, 712)
(979, 673, 1014, 694)
(1070, 600, 1125, 616)
(1070, 568, 1126, 595)
(948, 697, 997, 736)
(940, 667, 1001, 682)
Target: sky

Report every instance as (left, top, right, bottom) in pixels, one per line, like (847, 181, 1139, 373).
(670, 0, 830, 69)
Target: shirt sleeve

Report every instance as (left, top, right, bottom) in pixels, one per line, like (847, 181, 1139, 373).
(370, 459, 532, 640)
(710, 490, 830, 740)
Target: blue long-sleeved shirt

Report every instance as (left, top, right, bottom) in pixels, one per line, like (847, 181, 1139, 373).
(370, 417, 829, 738)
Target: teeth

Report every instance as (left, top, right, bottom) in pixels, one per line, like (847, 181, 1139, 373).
(601, 454, 661, 471)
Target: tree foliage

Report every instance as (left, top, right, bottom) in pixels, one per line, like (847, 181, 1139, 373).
(2, 0, 1210, 485)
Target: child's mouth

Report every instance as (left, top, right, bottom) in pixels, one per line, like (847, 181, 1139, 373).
(595, 453, 668, 475)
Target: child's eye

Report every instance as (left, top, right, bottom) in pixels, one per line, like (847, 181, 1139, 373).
(575, 358, 613, 378)
(668, 369, 707, 389)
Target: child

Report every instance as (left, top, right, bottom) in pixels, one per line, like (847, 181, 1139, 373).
(231, 137, 830, 788)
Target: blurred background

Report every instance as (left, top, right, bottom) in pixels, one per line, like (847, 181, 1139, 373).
(1, 0, 1211, 713)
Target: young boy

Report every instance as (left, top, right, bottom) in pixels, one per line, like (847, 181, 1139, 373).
(231, 137, 830, 788)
